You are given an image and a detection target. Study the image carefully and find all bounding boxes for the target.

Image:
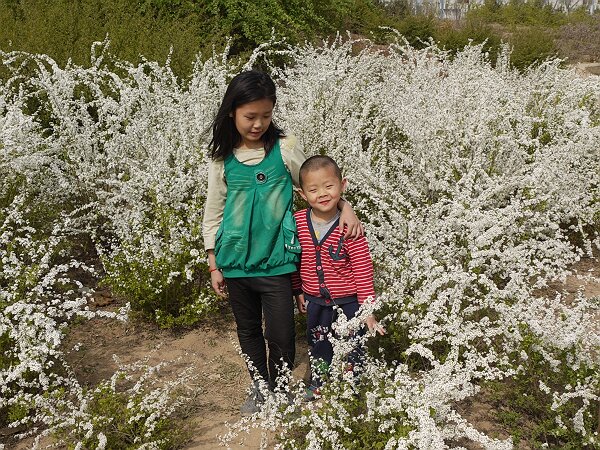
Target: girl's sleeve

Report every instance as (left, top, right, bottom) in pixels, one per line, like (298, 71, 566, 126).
(202, 159, 227, 250)
(280, 134, 307, 188)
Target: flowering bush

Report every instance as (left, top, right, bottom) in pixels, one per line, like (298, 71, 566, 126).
(49, 358, 197, 450)
(1, 41, 225, 326)
(233, 37, 600, 448)
(0, 42, 222, 445)
(2, 34, 599, 448)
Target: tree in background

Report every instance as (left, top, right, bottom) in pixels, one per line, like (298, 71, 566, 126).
(0, 0, 389, 77)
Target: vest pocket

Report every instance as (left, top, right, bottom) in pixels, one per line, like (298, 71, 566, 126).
(215, 226, 245, 269)
(282, 211, 301, 255)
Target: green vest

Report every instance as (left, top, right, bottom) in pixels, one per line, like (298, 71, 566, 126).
(214, 139, 301, 278)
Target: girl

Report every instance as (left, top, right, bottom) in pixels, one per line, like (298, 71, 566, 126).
(203, 70, 363, 414)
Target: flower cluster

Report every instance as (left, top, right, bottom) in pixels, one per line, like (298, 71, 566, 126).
(228, 36, 600, 448)
(0, 41, 224, 445)
(2, 34, 599, 448)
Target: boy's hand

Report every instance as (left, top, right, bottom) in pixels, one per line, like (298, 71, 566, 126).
(210, 270, 227, 298)
(339, 201, 364, 240)
(365, 314, 385, 335)
(295, 293, 306, 313)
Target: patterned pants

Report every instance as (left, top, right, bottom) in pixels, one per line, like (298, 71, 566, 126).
(306, 299, 365, 387)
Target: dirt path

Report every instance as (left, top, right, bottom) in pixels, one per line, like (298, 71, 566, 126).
(577, 63, 600, 76)
(58, 304, 310, 450)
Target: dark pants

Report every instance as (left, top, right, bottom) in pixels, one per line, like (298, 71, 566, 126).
(226, 275, 295, 389)
(306, 300, 364, 387)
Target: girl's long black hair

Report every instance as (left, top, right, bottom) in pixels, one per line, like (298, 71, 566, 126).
(208, 70, 284, 161)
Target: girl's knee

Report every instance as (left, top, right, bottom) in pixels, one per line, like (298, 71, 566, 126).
(237, 325, 264, 341)
(266, 334, 295, 354)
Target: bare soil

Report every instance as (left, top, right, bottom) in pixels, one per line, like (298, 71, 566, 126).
(58, 301, 310, 450)
(557, 20, 600, 64)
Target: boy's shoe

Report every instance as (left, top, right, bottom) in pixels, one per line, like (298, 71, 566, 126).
(303, 385, 321, 402)
(240, 382, 268, 416)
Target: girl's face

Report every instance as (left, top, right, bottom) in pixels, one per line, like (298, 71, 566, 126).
(232, 98, 274, 149)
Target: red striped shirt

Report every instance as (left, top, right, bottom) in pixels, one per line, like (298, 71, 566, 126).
(291, 209, 376, 304)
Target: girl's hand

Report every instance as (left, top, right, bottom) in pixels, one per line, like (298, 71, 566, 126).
(339, 201, 364, 240)
(210, 269, 227, 298)
(295, 293, 306, 313)
(365, 314, 385, 335)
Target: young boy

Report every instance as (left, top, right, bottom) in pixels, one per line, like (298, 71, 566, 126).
(292, 155, 384, 399)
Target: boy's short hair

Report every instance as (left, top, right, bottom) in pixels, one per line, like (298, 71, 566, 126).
(299, 155, 342, 188)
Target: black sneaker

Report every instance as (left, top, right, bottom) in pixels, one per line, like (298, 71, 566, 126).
(240, 382, 267, 415)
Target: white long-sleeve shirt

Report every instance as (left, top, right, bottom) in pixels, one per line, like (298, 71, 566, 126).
(202, 134, 307, 250)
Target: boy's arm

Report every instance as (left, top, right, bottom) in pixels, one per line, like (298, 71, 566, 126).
(291, 269, 302, 295)
(365, 314, 386, 335)
(291, 269, 306, 313)
(295, 292, 306, 313)
(346, 234, 384, 335)
(344, 235, 376, 304)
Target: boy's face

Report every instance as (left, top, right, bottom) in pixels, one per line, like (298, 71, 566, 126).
(299, 165, 347, 219)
